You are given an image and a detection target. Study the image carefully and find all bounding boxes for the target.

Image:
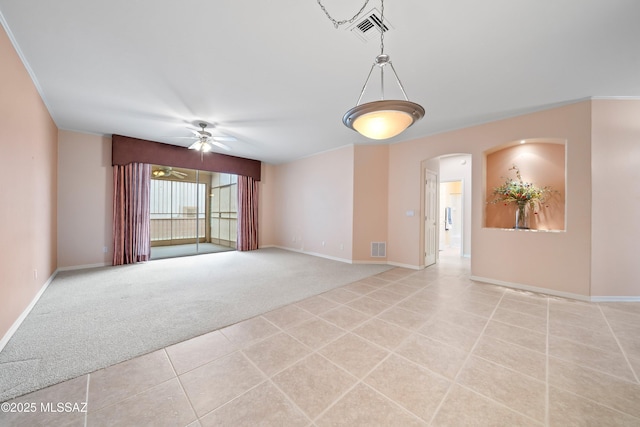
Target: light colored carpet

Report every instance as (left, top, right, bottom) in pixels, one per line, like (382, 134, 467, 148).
(0, 248, 391, 402)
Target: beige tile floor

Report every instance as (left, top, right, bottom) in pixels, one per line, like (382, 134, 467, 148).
(2, 254, 640, 426)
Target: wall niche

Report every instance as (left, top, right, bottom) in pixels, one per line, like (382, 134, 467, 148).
(484, 139, 566, 231)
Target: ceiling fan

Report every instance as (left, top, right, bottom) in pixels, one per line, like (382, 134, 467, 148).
(152, 167, 187, 179)
(187, 122, 235, 152)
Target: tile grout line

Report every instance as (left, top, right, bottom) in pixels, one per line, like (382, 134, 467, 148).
(597, 304, 640, 384)
(202, 350, 315, 425)
(545, 297, 550, 427)
(300, 275, 439, 424)
(278, 351, 363, 424)
(426, 289, 508, 426)
(546, 384, 640, 422)
(163, 348, 199, 425)
(308, 322, 428, 424)
(453, 384, 544, 426)
(350, 293, 443, 397)
(422, 289, 552, 426)
(84, 373, 90, 427)
(80, 350, 181, 416)
(164, 318, 318, 422)
(256, 307, 432, 426)
(200, 269, 428, 423)
(265, 377, 315, 425)
(163, 340, 237, 378)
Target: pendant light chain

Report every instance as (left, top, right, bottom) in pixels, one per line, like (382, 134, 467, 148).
(316, 0, 372, 28)
(379, 0, 385, 55)
(315, 0, 386, 57)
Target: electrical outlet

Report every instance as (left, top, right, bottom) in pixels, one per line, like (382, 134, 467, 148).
(33, 269, 38, 280)
(103, 246, 108, 253)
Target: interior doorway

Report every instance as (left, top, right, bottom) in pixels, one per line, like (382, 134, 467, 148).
(437, 154, 472, 260)
(421, 154, 472, 267)
(440, 180, 463, 256)
(149, 165, 237, 259)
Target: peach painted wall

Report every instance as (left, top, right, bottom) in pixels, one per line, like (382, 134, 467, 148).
(389, 101, 592, 296)
(268, 146, 355, 260)
(591, 99, 640, 297)
(0, 24, 58, 338)
(485, 142, 566, 231)
(57, 130, 113, 268)
(353, 145, 389, 262)
(258, 162, 277, 248)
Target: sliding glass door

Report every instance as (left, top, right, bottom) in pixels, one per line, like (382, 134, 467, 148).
(210, 173, 238, 248)
(149, 166, 237, 259)
(150, 178, 206, 245)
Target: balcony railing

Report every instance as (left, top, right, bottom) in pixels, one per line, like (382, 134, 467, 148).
(150, 218, 205, 241)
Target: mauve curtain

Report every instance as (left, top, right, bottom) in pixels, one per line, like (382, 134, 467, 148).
(112, 163, 151, 265)
(237, 175, 259, 251)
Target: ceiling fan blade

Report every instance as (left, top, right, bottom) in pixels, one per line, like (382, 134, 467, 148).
(212, 136, 237, 142)
(209, 140, 231, 151)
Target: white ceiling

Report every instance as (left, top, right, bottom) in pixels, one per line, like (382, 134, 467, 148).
(1, 0, 639, 164)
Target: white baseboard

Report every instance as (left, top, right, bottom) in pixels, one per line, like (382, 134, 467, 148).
(470, 275, 591, 302)
(352, 260, 389, 266)
(57, 262, 109, 272)
(0, 269, 59, 354)
(590, 296, 640, 302)
(269, 245, 401, 267)
(269, 245, 354, 264)
(301, 250, 353, 264)
(471, 275, 640, 302)
(387, 261, 421, 270)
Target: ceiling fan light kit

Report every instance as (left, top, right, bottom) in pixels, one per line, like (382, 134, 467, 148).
(318, 0, 425, 140)
(152, 167, 187, 179)
(188, 122, 230, 154)
(189, 140, 212, 152)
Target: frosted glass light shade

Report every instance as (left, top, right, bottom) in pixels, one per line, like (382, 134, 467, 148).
(352, 110, 414, 140)
(343, 100, 425, 140)
(189, 140, 212, 152)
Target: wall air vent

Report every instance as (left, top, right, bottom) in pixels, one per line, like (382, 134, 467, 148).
(347, 8, 393, 43)
(371, 242, 387, 258)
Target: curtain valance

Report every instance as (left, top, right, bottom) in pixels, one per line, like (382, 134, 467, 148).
(112, 134, 261, 181)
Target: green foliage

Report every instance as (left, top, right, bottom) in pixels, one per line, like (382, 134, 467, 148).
(489, 165, 554, 211)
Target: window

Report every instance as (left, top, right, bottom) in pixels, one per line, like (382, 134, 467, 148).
(210, 173, 238, 247)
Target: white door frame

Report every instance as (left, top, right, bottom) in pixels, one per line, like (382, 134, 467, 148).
(422, 168, 438, 268)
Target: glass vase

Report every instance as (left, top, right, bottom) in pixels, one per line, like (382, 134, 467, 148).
(515, 202, 529, 229)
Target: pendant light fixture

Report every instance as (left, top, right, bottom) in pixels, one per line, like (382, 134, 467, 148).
(318, 0, 425, 140)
